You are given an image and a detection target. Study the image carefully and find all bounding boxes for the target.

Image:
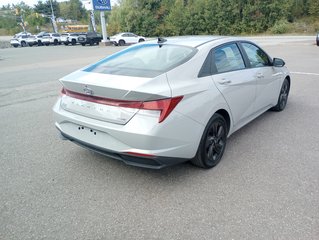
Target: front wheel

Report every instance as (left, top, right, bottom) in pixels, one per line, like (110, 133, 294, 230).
(191, 113, 227, 169)
(271, 78, 290, 112)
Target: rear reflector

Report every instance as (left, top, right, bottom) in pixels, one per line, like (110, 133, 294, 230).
(124, 152, 155, 158)
(61, 88, 183, 123)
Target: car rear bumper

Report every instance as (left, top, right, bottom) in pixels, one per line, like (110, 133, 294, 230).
(58, 130, 187, 169)
(53, 97, 204, 168)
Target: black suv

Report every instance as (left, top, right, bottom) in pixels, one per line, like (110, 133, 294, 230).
(78, 32, 103, 46)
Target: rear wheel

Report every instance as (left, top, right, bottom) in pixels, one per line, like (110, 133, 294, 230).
(271, 78, 290, 112)
(81, 43, 85, 46)
(138, 38, 145, 43)
(71, 39, 76, 45)
(191, 113, 227, 169)
(119, 40, 125, 46)
(53, 39, 58, 45)
(21, 41, 27, 47)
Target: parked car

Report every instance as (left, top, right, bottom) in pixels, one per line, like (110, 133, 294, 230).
(78, 32, 102, 46)
(10, 33, 37, 47)
(110, 32, 145, 46)
(60, 33, 70, 45)
(60, 33, 81, 45)
(35, 31, 48, 46)
(42, 33, 61, 46)
(53, 36, 291, 169)
(316, 33, 319, 46)
(25, 35, 38, 47)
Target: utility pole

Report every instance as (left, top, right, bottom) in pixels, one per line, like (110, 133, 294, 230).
(49, 0, 58, 33)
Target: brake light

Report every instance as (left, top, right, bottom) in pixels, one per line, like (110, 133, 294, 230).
(60, 88, 183, 123)
(141, 96, 183, 123)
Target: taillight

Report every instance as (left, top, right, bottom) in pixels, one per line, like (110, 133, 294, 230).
(141, 96, 183, 123)
(60, 88, 183, 123)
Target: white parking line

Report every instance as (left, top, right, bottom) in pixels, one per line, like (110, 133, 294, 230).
(291, 71, 319, 76)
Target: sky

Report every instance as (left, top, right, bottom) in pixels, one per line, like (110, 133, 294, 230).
(0, 0, 118, 9)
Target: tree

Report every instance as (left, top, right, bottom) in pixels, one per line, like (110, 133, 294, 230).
(309, 0, 319, 16)
(34, 0, 60, 18)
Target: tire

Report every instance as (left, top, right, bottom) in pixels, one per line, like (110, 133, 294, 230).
(13, 45, 18, 48)
(45, 43, 50, 46)
(53, 39, 58, 45)
(21, 41, 27, 47)
(119, 40, 125, 46)
(29, 44, 33, 47)
(138, 38, 145, 43)
(71, 39, 76, 45)
(64, 42, 69, 46)
(271, 78, 290, 112)
(191, 113, 227, 169)
(81, 43, 85, 46)
(38, 41, 43, 46)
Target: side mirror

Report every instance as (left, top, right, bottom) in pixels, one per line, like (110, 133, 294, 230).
(273, 58, 285, 67)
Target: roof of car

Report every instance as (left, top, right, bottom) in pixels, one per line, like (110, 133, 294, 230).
(145, 36, 231, 48)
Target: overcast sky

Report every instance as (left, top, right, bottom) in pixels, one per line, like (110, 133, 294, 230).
(0, 0, 118, 9)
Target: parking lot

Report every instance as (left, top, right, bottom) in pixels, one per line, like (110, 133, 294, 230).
(0, 37, 318, 239)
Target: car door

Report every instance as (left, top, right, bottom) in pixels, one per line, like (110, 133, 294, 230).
(211, 43, 257, 129)
(240, 42, 281, 112)
(126, 33, 138, 44)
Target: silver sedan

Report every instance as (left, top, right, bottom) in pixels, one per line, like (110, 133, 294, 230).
(53, 36, 290, 169)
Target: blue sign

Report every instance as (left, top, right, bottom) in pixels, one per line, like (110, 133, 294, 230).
(92, 0, 111, 11)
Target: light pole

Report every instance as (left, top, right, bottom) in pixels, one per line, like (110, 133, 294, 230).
(49, 0, 58, 33)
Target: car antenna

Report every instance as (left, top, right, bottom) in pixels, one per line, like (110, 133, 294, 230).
(157, 37, 167, 48)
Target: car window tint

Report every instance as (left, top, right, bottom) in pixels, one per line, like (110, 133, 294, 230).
(214, 44, 245, 73)
(242, 42, 270, 67)
(84, 44, 197, 78)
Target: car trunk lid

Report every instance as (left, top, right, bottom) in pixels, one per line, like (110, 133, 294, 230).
(59, 70, 172, 124)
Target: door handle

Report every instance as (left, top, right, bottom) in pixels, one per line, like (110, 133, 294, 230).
(218, 79, 232, 84)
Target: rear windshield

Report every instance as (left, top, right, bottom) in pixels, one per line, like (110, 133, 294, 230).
(83, 44, 197, 78)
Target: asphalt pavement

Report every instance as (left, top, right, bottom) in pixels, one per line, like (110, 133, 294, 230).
(0, 37, 318, 240)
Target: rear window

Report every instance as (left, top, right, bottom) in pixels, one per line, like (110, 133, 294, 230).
(84, 44, 197, 78)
